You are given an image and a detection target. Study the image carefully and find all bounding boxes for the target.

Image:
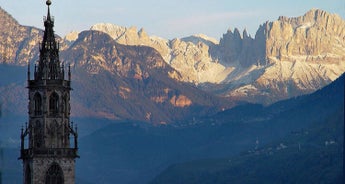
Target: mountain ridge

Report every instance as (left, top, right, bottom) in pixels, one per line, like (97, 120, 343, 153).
(0, 7, 343, 121)
(73, 8, 345, 104)
(0, 28, 233, 124)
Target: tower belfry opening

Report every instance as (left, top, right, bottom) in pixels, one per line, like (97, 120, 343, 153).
(19, 1, 79, 183)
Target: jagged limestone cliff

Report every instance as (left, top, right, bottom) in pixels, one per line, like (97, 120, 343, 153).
(88, 9, 345, 104)
(89, 24, 230, 84)
(1, 7, 344, 106)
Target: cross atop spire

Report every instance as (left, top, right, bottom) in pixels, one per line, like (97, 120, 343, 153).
(34, 0, 64, 80)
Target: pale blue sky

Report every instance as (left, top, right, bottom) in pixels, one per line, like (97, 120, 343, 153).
(0, 0, 344, 39)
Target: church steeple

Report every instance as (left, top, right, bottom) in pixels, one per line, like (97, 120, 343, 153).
(20, 1, 78, 183)
(35, 0, 63, 80)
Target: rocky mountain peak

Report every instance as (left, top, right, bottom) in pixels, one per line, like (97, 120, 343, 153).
(181, 34, 219, 45)
(138, 28, 147, 37)
(64, 31, 79, 43)
(299, 9, 332, 23)
(90, 24, 149, 46)
(233, 28, 241, 38)
(89, 23, 230, 84)
(222, 28, 245, 40)
(0, 7, 19, 26)
(216, 27, 259, 67)
(276, 9, 342, 30)
(90, 23, 127, 40)
(203, 9, 345, 104)
(89, 23, 170, 61)
(1, 6, 344, 108)
(60, 30, 229, 123)
(0, 7, 41, 65)
(265, 8, 345, 63)
(242, 29, 247, 37)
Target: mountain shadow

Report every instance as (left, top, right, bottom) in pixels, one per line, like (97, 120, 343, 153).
(151, 74, 345, 184)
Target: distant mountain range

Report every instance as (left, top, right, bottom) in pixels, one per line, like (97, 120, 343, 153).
(0, 7, 232, 124)
(63, 31, 231, 123)
(0, 6, 344, 184)
(83, 9, 345, 104)
(0, 7, 344, 123)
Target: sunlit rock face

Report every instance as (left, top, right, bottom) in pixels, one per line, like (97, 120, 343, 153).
(204, 9, 345, 104)
(89, 9, 345, 104)
(90, 23, 229, 84)
(1, 6, 344, 112)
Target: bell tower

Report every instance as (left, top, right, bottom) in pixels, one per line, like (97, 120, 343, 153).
(19, 1, 79, 183)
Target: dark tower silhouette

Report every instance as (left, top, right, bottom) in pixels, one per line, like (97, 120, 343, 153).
(19, 1, 78, 183)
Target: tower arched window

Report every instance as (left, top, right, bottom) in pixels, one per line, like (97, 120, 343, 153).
(49, 92, 59, 115)
(34, 93, 42, 115)
(45, 163, 64, 184)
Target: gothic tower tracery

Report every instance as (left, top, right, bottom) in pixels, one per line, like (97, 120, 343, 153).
(19, 1, 78, 183)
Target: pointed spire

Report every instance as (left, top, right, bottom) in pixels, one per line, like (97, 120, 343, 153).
(35, 0, 64, 80)
(43, 0, 55, 49)
(47, 0, 51, 20)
